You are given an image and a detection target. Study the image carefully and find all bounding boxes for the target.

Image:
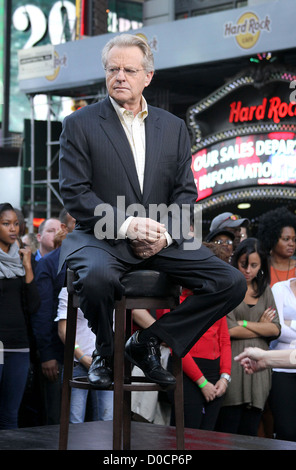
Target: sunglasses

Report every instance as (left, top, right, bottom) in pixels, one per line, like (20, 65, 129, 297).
(213, 240, 233, 246)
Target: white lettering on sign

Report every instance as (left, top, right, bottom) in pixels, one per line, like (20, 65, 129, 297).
(13, 1, 76, 49)
(192, 136, 296, 196)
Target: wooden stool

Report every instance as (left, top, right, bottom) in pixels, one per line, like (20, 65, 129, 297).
(59, 269, 184, 450)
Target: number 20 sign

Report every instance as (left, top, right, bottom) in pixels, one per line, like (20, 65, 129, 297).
(13, 1, 76, 49)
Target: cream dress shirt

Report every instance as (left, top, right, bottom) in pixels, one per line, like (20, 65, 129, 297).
(110, 96, 171, 246)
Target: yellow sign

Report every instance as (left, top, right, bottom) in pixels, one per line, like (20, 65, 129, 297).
(224, 11, 271, 50)
(46, 51, 67, 81)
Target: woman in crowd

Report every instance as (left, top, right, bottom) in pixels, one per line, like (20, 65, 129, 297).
(0, 203, 40, 429)
(257, 207, 296, 287)
(204, 228, 235, 263)
(216, 238, 281, 436)
(268, 277, 296, 441)
(169, 288, 232, 430)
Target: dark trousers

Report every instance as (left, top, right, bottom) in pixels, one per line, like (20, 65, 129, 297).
(66, 246, 246, 358)
(269, 371, 296, 442)
(169, 357, 223, 430)
(0, 352, 30, 429)
(216, 404, 262, 436)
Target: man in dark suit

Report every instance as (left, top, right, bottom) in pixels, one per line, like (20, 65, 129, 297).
(59, 33, 246, 389)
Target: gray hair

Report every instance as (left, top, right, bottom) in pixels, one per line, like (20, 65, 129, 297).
(101, 33, 154, 73)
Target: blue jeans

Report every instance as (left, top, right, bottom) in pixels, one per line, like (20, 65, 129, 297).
(69, 362, 113, 423)
(0, 351, 30, 429)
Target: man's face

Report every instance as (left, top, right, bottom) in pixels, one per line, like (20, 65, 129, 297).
(105, 46, 153, 110)
(38, 219, 61, 253)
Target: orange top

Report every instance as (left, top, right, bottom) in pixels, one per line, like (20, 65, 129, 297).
(270, 264, 296, 287)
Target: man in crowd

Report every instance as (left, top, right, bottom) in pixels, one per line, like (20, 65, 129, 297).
(31, 209, 75, 424)
(35, 217, 62, 261)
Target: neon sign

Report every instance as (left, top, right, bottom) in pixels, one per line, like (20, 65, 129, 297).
(229, 97, 296, 124)
(192, 132, 296, 201)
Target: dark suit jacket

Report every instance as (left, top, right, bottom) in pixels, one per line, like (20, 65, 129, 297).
(31, 247, 65, 364)
(59, 96, 212, 267)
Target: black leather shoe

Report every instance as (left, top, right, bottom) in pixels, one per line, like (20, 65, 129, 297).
(125, 331, 176, 389)
(88, 351, 113, 389)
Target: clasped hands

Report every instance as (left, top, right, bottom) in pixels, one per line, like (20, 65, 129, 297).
(127, 217, 168, 259)
(197, 378, 228, 403)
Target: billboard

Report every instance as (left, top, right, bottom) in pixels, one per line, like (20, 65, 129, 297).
(192, 132, 296, 201)
(188, 63, 296, 202)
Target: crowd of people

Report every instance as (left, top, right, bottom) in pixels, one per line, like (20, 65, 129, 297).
(1, 202, 296, 441)
(1, 33, 296, 445)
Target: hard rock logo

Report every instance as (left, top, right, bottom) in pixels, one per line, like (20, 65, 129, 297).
(46, 51, 67, 81)
(224, 11, 271, 49)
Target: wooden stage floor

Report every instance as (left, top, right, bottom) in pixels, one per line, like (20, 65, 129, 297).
(1, 420, 296, 452)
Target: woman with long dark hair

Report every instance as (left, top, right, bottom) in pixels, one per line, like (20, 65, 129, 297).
(216, 238, 281, 436)
(0, 203, 40, 429)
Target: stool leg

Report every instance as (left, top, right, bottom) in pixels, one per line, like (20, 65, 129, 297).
(123, 309, 132, 450)
(113, 298, 126, 450)
(59, 293, 77, 450)
(172, 354, 185, 450)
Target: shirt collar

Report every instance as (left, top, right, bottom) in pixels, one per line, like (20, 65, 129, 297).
(109, 96, 148, 121)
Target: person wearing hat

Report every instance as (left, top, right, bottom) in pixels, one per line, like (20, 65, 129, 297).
(205, 228, 235, 264)
(209, 212, 250, 250)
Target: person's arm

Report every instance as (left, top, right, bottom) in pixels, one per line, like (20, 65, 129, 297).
(235, 347, 296, 373)
(236, 307, 280, 338)
(59, 111, 116, 231)
(272, 283, 296, 343)
(182, 353, 217, 402)
(162, 119, 198, 245)
(58, 319, 92, 369)
(30, 260, 59, 381)
(132, 308, 155, 329)
(228, 308, 259, 339)
(20, 246, 34, 284)
(215, 318, 232, 397)
(20, 246, 41, 314)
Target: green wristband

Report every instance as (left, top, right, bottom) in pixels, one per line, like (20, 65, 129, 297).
(198, 378, 208, 389)
(243, 320, 248, 328)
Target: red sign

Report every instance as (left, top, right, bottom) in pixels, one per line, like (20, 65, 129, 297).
(229, 97, 296, 124)
(192, 132, 296, 201)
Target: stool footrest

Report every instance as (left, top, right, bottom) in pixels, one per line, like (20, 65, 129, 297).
(69, 376, 173, 392)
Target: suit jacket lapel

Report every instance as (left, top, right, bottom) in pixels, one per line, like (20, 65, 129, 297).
(98, 98, 142, 200)
(142, 108, 162, 205)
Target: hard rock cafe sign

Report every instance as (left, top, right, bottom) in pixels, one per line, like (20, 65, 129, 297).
(223, 11, 271, 49)
(229, 97, 296, 124)
(187, 66, 296, 201)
